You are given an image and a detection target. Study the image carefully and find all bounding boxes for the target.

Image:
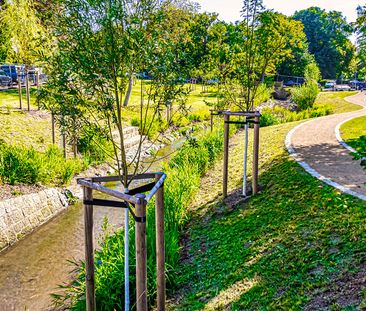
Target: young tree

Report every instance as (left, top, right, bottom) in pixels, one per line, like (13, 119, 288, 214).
(221, 2, 306, 111)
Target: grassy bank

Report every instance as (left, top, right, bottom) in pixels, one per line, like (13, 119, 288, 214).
(315, 91, 360, 114)
(170, 122, 366, 310)
(340, 116, 366, 155)
(260, 91, 359, 127)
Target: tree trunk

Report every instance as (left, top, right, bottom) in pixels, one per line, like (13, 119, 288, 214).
(123, 75, 133, 107)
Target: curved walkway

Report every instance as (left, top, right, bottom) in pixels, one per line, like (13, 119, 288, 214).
(286, 92, 366, 201)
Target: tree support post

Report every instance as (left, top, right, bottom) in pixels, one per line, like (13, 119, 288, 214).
(51, 110, 56, 144)
(223, 114, 230, 197)
(155, 174, 165, 311)
(84, 187, 96, 311)
(210, 110, 213, 132)
(252, 115, 260, 194)
(25, 67, 30, 111)
(17, 68, 22, 110)
(135, 194, 147, 311)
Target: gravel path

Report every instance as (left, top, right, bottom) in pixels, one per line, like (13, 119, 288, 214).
(287, 92, 366, 200)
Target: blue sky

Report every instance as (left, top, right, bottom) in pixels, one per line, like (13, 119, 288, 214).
(196, 0, 363, 23)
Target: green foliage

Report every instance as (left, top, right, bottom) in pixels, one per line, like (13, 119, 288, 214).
(0, 0, 51, 65)
(304, 62, 321, 82)
(260, 104, 332, 127)
(254, 84, 272, 107)
(77, 127, 113, 166)
(294, 7, 355, 79)
(0, 142, 82, 185)
(291, 81, 320, 111)
(219, 8, 306, 111)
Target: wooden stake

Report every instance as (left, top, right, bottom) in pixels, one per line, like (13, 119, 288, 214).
(223, 114, 230, 197)
(252, 115, 260, 194)
(135, 194, 147, 311)
(84, 187, 96, 311)
(51, 110, 55, 144)
(17, 68, 22, 110)
(155, 174, 165, 311)
(25, 68, 30, 111)
(210, 110, 213, 132)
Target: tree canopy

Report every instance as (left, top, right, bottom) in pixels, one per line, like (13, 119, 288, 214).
(293, 7, 355, 79)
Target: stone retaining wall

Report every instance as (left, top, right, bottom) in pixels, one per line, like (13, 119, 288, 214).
(0, 188, 68, 251)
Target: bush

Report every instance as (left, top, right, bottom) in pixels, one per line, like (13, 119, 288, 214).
(291, 81, 319, 111)
(254, 83, 272, 107)
(259, 103, 332, 127)
(0, 142, 83, 186)
(53, 129, 226, 309)
(77, 127, 113, 166)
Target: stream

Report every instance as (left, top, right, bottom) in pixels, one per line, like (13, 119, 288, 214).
(0, 138, 186, 311)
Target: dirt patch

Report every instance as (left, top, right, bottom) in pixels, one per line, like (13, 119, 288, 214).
(0, 183, 45, 201)
(304, 264, 366, 310)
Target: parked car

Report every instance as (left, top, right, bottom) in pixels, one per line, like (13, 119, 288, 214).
(0, 70, 12, 86)
(324, 82, 336, 89)
(334, 84, 351, 91)
(0, 64, 18, 82)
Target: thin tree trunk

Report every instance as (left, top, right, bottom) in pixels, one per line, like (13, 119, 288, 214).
(123, 74, 133, 107)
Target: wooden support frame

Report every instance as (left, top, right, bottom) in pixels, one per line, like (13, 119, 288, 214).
(78, 172, 166, 311)
(218, 110, 261, 198)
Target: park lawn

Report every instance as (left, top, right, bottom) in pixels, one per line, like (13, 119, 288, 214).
(0, 109, 55, 151)
(340, 116, 366, 155)
(0, 87, 38, 109)
(315, 91, 360, 114)
(170, 121, 366, 310)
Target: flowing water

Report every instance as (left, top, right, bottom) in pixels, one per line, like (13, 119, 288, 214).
(0, 138, 186, 310)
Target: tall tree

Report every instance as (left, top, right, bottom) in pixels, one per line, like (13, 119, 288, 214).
(294, 7, 355, 79)
(1, 0, 50, 109)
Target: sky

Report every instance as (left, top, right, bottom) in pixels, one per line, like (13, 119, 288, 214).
(196, 0, 363, 24)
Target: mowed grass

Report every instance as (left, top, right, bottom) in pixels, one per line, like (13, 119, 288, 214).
(0, 87, 38, 109)
(315, 91, 360, 114)
(340, 116, 366, 157)
(170, 121, 366, 310)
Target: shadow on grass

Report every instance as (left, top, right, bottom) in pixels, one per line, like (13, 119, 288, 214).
(172, 157, 366, 310)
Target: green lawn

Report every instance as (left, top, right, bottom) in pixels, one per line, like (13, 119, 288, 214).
(340, 116, 366, 157)
(315, 91, 360, 114)
(0, 87, 38, 109)
(170, 121, 366, 310)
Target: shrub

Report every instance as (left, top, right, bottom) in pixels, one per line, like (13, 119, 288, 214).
(291, 81, 319, 110)
(0, 142, 83, 186)
(254, 83, 272, 107)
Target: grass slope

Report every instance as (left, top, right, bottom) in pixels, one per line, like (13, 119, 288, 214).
(170, 122, 366, 310)
(340, 116, 366, 154)
(315, 91, 360, 114)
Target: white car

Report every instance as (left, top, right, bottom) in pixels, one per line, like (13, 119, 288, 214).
(334, 84, 351, 91)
